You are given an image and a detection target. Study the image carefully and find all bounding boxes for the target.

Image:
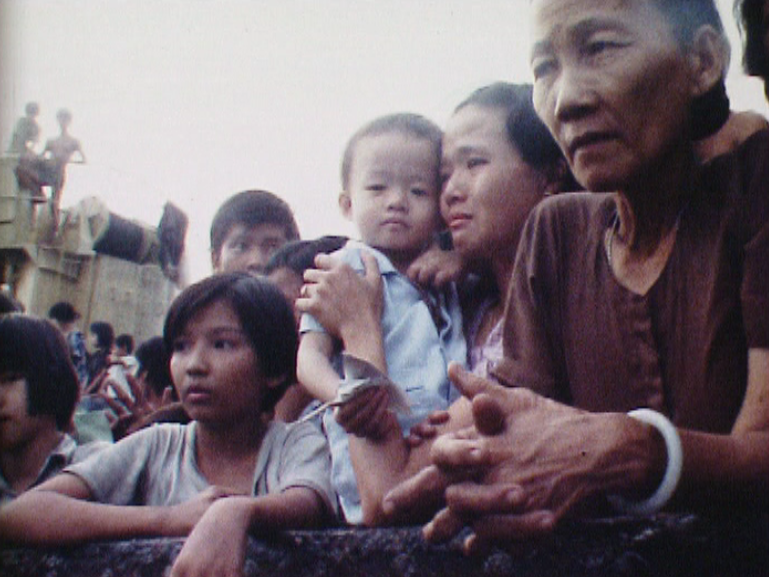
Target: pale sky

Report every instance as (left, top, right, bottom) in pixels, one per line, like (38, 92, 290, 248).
(2, 0, 767, 282)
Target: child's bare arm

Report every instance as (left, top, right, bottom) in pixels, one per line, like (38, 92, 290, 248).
(347, 396, 475, 527)
(0, 473, 228, 545)
(297, 332, 342, 403)
(170, 489, 326, 577)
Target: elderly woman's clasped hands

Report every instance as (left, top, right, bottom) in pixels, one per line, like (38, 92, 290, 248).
(384, 363, 662, 553)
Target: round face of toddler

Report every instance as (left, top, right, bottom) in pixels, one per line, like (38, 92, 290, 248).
(339, 131, 442, 271)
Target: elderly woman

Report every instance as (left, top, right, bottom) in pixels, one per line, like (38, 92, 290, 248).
(296, 82, 576, 525)
(378, 0, 769, 551)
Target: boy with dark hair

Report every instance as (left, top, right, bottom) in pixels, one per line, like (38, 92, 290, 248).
(0, 315, 104, 505)
(210, 189, 300, 275)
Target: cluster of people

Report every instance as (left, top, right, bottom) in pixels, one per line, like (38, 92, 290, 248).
(7, 105, 86, 234)
(1, 0, 768, 575)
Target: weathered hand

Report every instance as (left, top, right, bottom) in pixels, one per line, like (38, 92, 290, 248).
(423, 364, 643, 549)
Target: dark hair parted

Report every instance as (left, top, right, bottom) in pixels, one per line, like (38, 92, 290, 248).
(457, 82, 579, 191)
(163, 273, 298, 413)
(735, 0, 769, 96)
(264, 235, 348, 277)
(89, 321, 114, 351)
(135, 336, 175, 399)
(210, 190, 300, 257)
(341, 113, 443, 191)
(0, 315, 79, 430)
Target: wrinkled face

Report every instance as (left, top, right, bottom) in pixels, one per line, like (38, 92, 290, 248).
(529, 0, 693, 192)
(441, 104, 547, 264)
(0, 373, 51, 452)
(213, 223, 289, 276)
(169, 300, 271, 425)
(340, 132, 441, 269)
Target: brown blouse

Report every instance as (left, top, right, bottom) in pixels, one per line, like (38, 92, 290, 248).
(493, 130, 769, 434)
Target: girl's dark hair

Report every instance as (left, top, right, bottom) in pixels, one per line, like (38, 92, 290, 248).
(163, 273, 298, 413)
(89, 321, 114, 350)
(456, 82, 579, 191)
(735, 0, 769, 96)
(0, 314, 79, 430)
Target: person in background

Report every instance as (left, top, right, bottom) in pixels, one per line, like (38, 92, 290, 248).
(7, 102, 40, 156)
(114, 333, 139, 377)
(735, 0, 769, 99)
(47, 302, 88, 388)
(297, 113, 467, 524)
(0, 291, 23, 315)
(210, 189, 300, 275)
(85, 321, 115, 387)
(263, 235, 348, 422)
(0, 274, 337, 577)
(0, 314, 105, 505)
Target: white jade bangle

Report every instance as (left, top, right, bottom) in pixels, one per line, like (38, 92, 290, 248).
(609, 408, 683, 516)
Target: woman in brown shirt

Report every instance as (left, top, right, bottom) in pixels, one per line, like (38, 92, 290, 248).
(382, 0, 769, 549)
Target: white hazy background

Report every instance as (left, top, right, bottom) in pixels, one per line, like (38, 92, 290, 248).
(2, 0, 767, 283)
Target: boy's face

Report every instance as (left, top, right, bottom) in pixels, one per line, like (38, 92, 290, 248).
(169, 300, 279, 425)
(212, 223, 289, 275)
(267, 267, 303, 328)
(340, 132, 441, 268)
(0, 373, 53, 452)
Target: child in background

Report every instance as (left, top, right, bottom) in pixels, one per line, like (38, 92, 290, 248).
(0, 314, 105, 505)
(0, 274, 336, 576)
(263, 235, 348, 422)
(210, 189, 300, 275)
(297, 113, 466, 524)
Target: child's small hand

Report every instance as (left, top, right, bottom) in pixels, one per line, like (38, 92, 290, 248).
(335, 386, 395, 440)
(407, 246, 464, 289)
(170, 496, 251, 577)
(405, 409, 451, 448)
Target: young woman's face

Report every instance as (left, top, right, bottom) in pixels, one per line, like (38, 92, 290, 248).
(169, 300, 268, 425)
(440, 104, 547, 264)
(529, 0, 693, 192)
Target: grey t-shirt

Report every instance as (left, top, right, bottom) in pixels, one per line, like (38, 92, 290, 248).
(64, 421, 336, 516)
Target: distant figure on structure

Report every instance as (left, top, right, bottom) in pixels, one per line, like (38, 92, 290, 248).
(14, 108, 85, 222)
(41, 109, 86, 213)
(7, 102, 41, 156)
